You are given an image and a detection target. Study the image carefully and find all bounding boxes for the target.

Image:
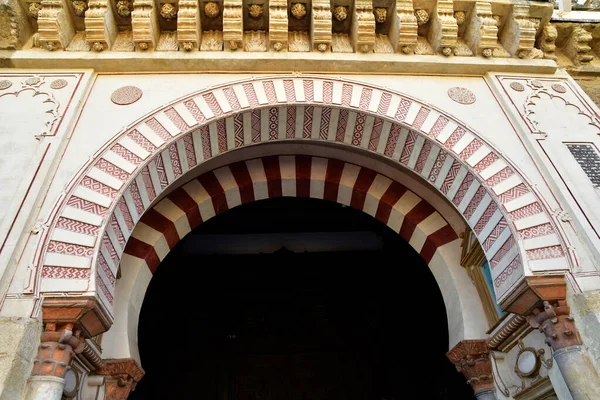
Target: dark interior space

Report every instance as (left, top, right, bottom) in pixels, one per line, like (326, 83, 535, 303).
(130, 197, 474, 400)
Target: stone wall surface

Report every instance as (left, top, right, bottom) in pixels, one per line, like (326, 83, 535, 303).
(0, 317, 41, 400)
(0, 69, 600, 399)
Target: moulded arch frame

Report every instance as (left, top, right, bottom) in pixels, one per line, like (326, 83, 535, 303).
(34, 75, 572, 336)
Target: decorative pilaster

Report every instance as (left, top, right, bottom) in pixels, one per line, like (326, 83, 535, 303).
(38, 0, 75, 50)
(389, 0, 418, 54)
(223, 0, 243, 50)
(563, 25, 594, 65)
(499, 3, 535, 58)
(268, 0, 287, 51)
(25, 323, 85, 400)
(527, 300, 600, 400)
(447, 340, 496, 398)
(464, 2, 497, 57)
(177, 0, 201, 51)
(85, 0, 118, 51)
(97, 359, 145, 400)
(352, 0, 375, 53)
(131, 0, 159, 50)
(311, 0, 331, 52)
(427, 0, 458, 56)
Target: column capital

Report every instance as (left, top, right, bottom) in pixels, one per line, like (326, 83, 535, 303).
(527, 300, 582, 351)
(97, 358, 145, 400)
(447, 340, 494, 394)
(31, 322, 85, 378)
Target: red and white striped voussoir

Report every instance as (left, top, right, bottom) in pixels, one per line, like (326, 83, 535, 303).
(39, 76, 570, 307)
(122, 156, 459, 273)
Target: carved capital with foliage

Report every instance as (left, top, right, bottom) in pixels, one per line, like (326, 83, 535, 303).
(447, 340, 494, 394)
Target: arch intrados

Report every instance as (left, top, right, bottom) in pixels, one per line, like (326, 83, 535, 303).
(100, 154, 487, 364)
(36, 75, 571, 323)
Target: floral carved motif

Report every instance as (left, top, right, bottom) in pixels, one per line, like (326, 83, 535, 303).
(447, 340, 494, 393)
(448, 87, 476, 105)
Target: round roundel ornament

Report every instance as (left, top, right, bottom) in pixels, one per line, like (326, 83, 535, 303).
(111, 86, 143, 105)
(447, 87, 476, 105)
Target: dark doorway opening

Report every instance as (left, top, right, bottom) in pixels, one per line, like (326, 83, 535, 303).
(131, 198, 474, 399)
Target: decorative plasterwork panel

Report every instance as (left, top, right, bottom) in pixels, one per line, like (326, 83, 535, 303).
(33, 76, 572, 319)
(497, 76, 600, 136)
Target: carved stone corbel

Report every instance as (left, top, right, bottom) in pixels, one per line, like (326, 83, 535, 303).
(464, 2, 497, 57)
(427, 0, 458, 56)
(177, 0, 201, 51)
(389, 0, 418, 54)
(352, 0, 375, 53)
(223, 0, 243, 50)
(537, 23, 557, 61)
(311, 0, 331, 52)
(563, 25, 594, 65)
(499, 3, 535, 58)
(131, 0, 159, 50)
(37, 0, 75, 50)
(0, 0, 33, 49)
(84, 0, 118, 51)
(447, 340, 495, 398)
(268, 0, 288, 51)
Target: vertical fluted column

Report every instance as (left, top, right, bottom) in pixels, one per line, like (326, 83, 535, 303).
(527, 301, 600, 400)
(447, 340, 497, 400)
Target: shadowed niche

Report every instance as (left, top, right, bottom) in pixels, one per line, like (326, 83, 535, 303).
(131, 197, 474, 400)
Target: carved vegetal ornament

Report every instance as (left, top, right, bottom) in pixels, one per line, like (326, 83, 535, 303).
(447, 340, 494, 394)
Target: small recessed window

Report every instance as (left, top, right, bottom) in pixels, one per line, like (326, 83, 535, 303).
(566, 143, 600, 187)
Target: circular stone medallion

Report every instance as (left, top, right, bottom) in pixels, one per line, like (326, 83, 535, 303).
(510, 82, 525, 92)
(551, 83, 567, 94)
(50, 79, 68, 90)
(447, 87, 476, 105)
(111, 86, 143, 105)
(0, 80, 12, 90)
